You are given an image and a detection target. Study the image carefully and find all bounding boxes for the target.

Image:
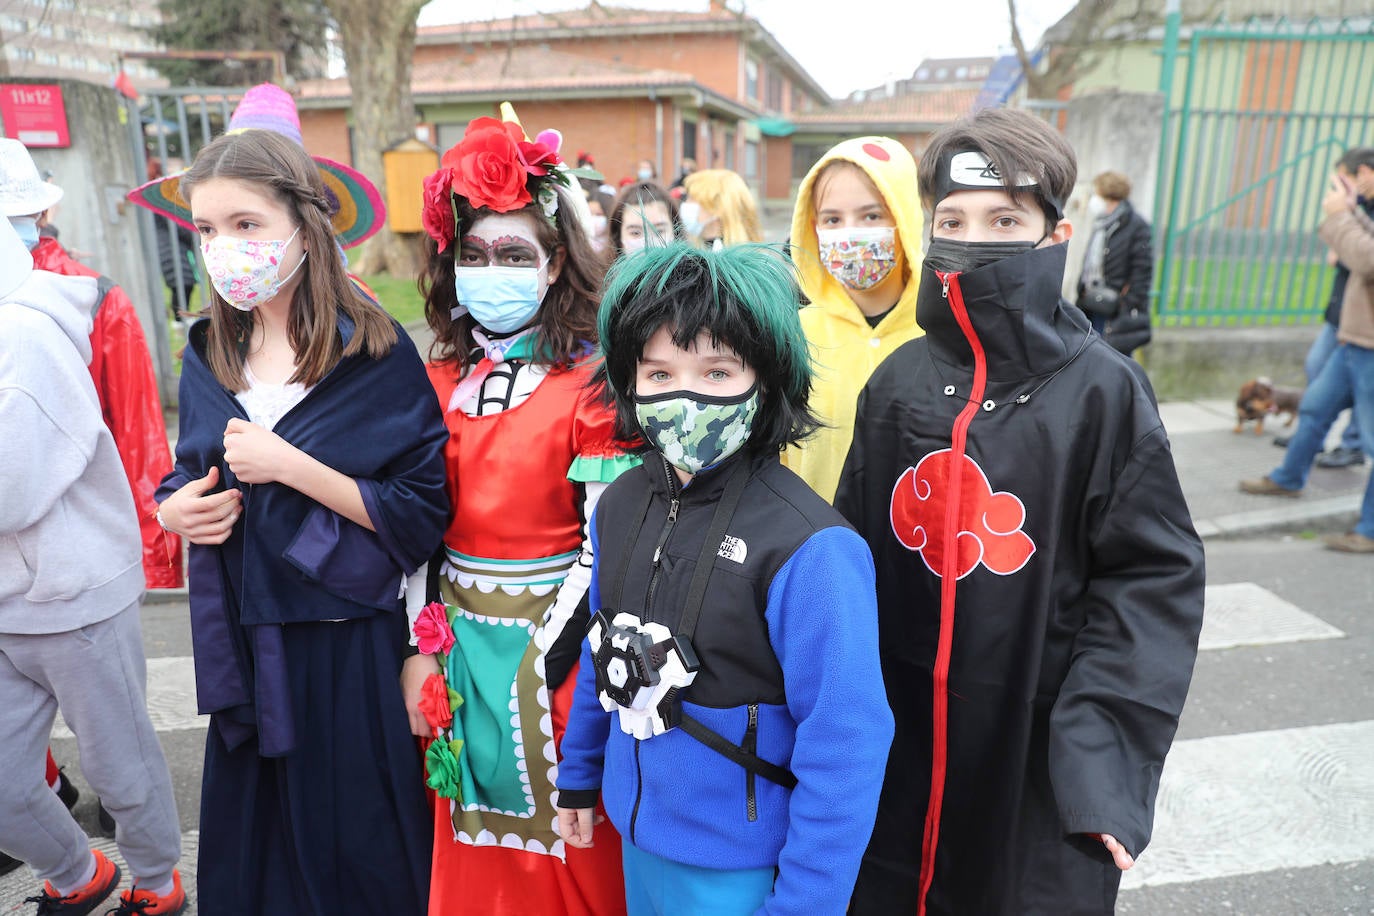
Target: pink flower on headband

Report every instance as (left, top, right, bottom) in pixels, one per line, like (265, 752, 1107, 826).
(422, 168, 457, 252)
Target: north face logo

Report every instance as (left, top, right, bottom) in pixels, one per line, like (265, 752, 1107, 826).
(718, 535, 748, 564)
(889, 449, 1036, 579)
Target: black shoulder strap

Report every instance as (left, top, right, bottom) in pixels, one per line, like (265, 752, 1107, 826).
(677, 458, 750, 641)
(679, 714, 798, 788)
(607, 469, 654, 611)
(677, 459, 795, 788)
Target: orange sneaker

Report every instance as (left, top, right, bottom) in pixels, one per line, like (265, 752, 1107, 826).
(22, 848, 120, 915)
(107, 870, 186, 916)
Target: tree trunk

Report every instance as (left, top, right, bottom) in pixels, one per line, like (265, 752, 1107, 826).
(322, 0, 426, 276)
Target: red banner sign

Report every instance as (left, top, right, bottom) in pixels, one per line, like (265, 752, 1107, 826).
(0, 83, 71, 148)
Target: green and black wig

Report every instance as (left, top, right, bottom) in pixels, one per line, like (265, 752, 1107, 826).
(595, 241, 821, 454)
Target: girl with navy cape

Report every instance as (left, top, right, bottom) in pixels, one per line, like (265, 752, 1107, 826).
(155, 129, 448, 915)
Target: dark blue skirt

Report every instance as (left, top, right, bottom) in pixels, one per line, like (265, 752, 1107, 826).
(197, 613, 431, 915)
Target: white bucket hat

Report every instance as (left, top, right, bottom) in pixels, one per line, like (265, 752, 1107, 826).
(0, 214, 34, 299)
(0, 138, 63, 217)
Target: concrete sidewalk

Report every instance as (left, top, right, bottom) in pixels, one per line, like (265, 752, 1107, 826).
(1161, 399, 1367, 539)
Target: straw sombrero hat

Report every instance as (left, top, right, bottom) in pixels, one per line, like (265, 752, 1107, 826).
(126, 84, 385, 249)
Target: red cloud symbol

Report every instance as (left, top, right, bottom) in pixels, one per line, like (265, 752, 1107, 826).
(889, 449, 1036, 579)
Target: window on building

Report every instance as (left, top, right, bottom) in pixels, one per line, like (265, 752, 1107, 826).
(681, 117, 697, 160)
(745, 57, 759, 101)
(790, 85, 800, 113)
(956, 66, 968, 79)
(724, 130, 735, 170)
(765, 69, 783, 111)
(936, 67, 949, 80)
(743, 140, 758, 180)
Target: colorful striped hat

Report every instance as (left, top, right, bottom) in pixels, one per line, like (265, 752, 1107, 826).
(126, 84, 385, 249)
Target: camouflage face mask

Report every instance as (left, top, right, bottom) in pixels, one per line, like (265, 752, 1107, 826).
(634, 384, 759, 476)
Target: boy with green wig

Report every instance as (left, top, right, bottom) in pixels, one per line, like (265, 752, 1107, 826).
(555, 242, 893, 914)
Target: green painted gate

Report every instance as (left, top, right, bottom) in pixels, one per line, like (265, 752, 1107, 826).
(1153, 17, 1374, 325)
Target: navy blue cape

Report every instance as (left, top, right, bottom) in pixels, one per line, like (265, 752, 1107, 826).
(158, 315, 448, 755)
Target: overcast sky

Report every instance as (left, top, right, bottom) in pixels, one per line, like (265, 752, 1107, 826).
(417, 0, 1080, 99)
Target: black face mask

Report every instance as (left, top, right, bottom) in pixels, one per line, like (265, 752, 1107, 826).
(923, 237, 1038, 276)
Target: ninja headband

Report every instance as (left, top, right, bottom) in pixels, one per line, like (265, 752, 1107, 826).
(931, 148, 1065, 222)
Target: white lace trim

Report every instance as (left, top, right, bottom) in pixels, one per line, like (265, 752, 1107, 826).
(236, 363, 311, 431)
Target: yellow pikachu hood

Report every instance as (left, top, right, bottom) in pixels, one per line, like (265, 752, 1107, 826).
(789, 135, 925, 330)
(782, 136, 925, 503)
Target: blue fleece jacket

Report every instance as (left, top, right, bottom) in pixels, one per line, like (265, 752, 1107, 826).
(557, 457, 894, 915)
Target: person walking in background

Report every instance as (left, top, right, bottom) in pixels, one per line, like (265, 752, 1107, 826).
(608, 181, 686, 255)
(780, 136, 924, 502)
(0, 138, 184, 591)
(145, 158, 199, 323)
(837, 108, 1204, 914)
(0, 217, 186, 916)
(1273, 147, 1374, 469)
(680, 169, 762, 247)
(556, 242, 892, 915)
(1075, 170, 1154, 357)
(1241, 163, 1374, 553)
(154, 128, 448, 914)
(408, 109, 632, 915)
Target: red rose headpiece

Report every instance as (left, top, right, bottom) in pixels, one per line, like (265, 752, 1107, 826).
(422, 105, 576, 253)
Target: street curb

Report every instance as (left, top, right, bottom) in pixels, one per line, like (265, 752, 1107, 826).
(1194, 494, 1361, 540)
(145, 587, 190, 606)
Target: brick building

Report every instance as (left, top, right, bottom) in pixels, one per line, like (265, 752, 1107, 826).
(296, 2, 980, 209)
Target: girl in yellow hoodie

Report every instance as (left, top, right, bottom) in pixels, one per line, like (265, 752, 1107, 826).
(782, 136, 925, 501)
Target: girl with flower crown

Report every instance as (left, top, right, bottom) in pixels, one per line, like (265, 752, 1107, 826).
(153, 128, 449, 914)
(401, 110, 632, 915)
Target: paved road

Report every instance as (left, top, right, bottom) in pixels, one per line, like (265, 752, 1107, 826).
(4, 400, 1373, 914)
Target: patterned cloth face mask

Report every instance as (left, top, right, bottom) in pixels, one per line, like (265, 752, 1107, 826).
(816, 226, 897, 291)
(202, 228, 306, 311)
(634, 384, 759, 475)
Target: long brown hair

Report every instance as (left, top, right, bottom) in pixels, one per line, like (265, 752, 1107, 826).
(180, 129, 397, 390)
(419, 182, 607, 373)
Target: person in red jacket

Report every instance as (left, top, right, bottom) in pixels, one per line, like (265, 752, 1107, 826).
(0, 138, 183, 589)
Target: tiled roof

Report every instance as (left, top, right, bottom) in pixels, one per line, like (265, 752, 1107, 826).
(417, 2, 742, 41)
(297, 47, 698, 102)
(792, 88, 979, 126)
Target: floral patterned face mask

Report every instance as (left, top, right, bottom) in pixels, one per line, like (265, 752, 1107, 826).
(201, 228, 307, 311)
(816, 226, 897, 291)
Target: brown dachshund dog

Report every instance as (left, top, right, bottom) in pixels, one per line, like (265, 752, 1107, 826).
(1235, 377, 1302, 434)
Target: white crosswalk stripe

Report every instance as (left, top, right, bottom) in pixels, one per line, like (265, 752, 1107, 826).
(1121, 582, 1373, 900)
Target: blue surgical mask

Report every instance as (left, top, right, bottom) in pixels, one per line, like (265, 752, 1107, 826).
(453, 263, 547, 334)
(9, 216, 40, 251)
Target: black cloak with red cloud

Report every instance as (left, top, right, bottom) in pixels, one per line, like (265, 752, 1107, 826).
(836, 242, 1205, 916)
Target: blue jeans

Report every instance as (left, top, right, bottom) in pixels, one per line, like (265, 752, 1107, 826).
(1269, 343, 1374, 537)
(1304, 323, 1362, 451)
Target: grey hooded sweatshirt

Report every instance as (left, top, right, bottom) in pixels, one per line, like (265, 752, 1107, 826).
(0, 254, 145, 634)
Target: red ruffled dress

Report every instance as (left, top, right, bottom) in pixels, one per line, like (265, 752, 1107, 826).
(423, 355, 636, 915)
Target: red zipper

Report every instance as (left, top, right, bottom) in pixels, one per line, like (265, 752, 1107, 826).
(917, 271, 988, 915)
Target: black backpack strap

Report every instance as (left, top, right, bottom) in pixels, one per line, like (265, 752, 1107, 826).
(606, 469, 654, 611)
(676, 460, 795, 789)
(679, 713, 797, 788)
(676, 458, 750, 640)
